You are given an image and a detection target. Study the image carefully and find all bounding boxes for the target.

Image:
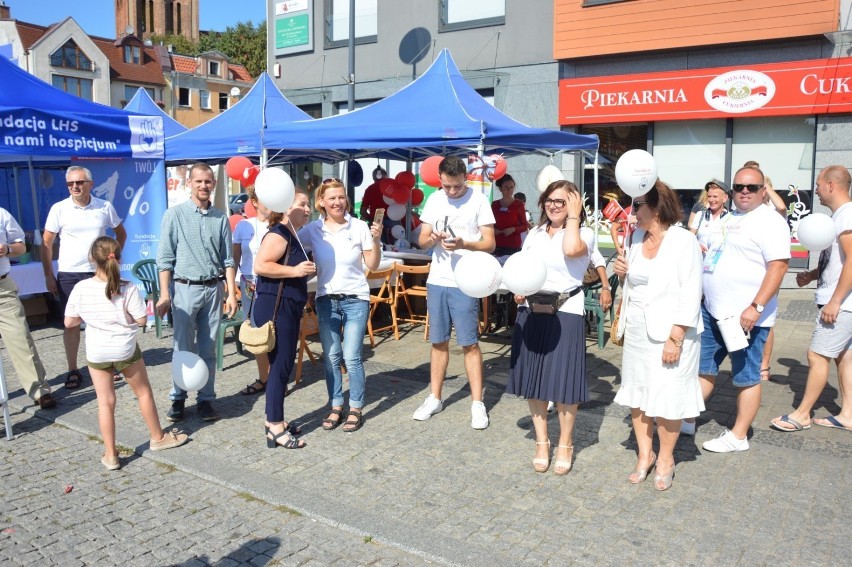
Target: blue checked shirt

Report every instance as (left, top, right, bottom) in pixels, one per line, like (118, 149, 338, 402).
(157, 200, 234, 280)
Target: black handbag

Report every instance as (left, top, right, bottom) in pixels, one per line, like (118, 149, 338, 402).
(527, 287, 582, 315)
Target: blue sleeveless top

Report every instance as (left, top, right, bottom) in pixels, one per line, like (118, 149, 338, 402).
(256, 224, 309, 303)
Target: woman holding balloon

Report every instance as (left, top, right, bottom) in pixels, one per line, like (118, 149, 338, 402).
(612, 180, 704, 491)
(505, 180, 592, 475)
(254, 185, 315, 449)
(298, 179, 382, 433)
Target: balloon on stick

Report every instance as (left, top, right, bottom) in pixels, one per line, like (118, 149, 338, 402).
(796, 213, 836, 251)
(454, 252, 502, 298)
(225, 156, 253, 181)
(420, 156, 443, 188)
(172, 351, 209, 392)
(615, 149, 658, 198)
(254, 168, 295, 213)
(390, 224, 406, 240)
(501, 252, 547, 296)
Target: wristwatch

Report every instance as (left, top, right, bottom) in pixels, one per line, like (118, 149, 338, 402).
(751, 302, 765, 313)
(669, 336, 684, 348)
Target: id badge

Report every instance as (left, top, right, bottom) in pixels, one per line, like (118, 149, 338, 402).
(703, 245, 723, 273)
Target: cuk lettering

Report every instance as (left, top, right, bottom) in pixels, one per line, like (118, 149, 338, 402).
(581, 88, 687, 109)
(800, 74, 851, 95)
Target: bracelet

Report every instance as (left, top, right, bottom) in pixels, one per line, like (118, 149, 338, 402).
(565, 216, 580, 221)
(669, 336, 684, 348)
(601, 287, 611, 291)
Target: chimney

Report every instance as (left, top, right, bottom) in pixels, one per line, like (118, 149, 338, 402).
(0, 1, 11, 20)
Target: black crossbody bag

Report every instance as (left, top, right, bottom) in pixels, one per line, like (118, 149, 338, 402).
(527, 286, 582, 315)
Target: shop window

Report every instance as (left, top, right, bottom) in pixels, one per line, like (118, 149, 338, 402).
(49, 41, 94, 71)
(440, 0, 505, 32)
(178, 87, 191, 107)
(654, 120, 727, 191)
(52, 75, 93, 100)
(325, 0, 377, 47)
(200, 90, 211, 110)
(218, 92, 229, 111)
(124, 45, 141, 65)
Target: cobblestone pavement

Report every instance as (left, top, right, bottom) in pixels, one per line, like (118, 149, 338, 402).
(2, 288, 851, 566)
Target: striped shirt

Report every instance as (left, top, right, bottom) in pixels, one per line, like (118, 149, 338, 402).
(157, 200, 234, 280)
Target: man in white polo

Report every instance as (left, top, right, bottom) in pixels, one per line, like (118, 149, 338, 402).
(43, 166, 125, 389)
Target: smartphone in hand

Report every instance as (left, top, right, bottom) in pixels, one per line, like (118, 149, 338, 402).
(374, 208, 385, 225)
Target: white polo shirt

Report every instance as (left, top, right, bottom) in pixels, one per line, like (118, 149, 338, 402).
(299, 215, 374, 301)
(521, 225, 593, 315)
(45, 196, 122, 273)
(0, 207, 25, 276)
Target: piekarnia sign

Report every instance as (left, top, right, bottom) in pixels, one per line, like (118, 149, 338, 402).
(559, 57, 852, 125)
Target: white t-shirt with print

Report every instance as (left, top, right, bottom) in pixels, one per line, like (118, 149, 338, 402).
(299, 215, 374, 301)
(420, 188, 496, 287)
(45, 196, 122, 273)
(65, 278, 146, 363)
(233, 217, 269, 279)
(521, 225, 593, 315)
(702, 205, 791, 327)
(816, 202, 852, 309)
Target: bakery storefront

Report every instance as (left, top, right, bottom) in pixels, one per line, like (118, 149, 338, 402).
(559, 57, 852, 262)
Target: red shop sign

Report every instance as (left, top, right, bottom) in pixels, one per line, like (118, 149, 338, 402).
(559, 57, 852, 125)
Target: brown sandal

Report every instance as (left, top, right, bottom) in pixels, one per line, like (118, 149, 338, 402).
(342, 409, 363, 433)
(322, 408, 344, 430)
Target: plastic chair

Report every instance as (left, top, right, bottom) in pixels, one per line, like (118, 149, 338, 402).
(584, 273, 620, 349)
(0, 357, 13, 440)
(294, 304, 320, 384)
(365, 266, 398, 346)
(392, 262, 430, 340)
(131, 259, 169, 338)
(215, 311, 246, 371)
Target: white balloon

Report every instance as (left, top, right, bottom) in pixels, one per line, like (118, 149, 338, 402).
(171, 350, 209, 392)
(394, 238, 411, 249)
(536, 164, 565, 193)
(382, 195, 396, 205)
(254, 168, 295, 213)
(454, 251, 502, 298)
(615, 149, 658, 198)
(390, 224, 406, 240)
(797, 213, 835, 251)
(386, 203, 407, 221)
(501, 252, 547, 296)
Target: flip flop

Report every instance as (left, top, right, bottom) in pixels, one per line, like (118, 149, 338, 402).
(813, 415, 852, 432)
(770, 414, 810, 432)
(64, 369, 83, 390)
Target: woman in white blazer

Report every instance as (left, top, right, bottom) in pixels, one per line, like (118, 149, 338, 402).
(613, 180, 704, 491)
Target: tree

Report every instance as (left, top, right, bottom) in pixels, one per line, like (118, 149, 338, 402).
(210, 21, 267, 78)
(147, 34, 197, 56)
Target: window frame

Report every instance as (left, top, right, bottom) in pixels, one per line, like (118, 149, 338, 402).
(178, 87, 191, 107)
(52, 74, 94, 100)
(218, 91, 229, 112)
(123, 44, 141, 65)
(324, 0, 378, 49)
(208, 60, 220, 77)
(439, 0, 505, 33)
(199, 89, 211, 110)
(49, 41, 94, 71)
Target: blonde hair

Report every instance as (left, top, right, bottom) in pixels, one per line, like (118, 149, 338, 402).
(90, 237, 126, 299)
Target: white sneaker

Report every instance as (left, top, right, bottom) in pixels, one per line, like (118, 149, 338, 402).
(702, 429, 749, 453)
(471, 401, 489, 430)
(413, 394, 443, 421)
(680, 420, 696, 436)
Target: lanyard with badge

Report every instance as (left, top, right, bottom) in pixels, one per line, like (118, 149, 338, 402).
(703, 211, 744, 273)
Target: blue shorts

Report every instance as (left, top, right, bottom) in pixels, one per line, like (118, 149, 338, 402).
(699, 304, 769, 388)
(426, 284, 479, 346)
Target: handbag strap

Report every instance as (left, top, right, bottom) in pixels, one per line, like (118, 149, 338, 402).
(247, 226, 293, 321)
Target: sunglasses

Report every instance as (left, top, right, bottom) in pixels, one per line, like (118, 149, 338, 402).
(544, 198, 566, 208)
(633, 200, 647, 208)
(732, 183, 764, 193)
(66, 180, 89, 187)
(322, 177, 343, 185)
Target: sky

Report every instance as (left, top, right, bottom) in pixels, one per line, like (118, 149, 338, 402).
(4, 0, 268, 38)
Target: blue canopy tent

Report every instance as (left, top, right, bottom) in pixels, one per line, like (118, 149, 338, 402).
(124, 87, 186, 138)
(0, 54, 164, 234)
(262, 49, 598, 161)
(165, 72, 318, 163)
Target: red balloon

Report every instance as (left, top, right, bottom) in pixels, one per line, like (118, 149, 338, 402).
(241, 166, 259, 188)
(486, 154, 507, 182)
(379, 177, 397, 198)
(244, 199, 257, 218)
(395, 171, 416, 189)
(411, 187, 424, 206)
(420, 156, 443, 188)
(391, 183, 411, 204)
(410, 212, 421, 229)
(226, 156, 252, 181)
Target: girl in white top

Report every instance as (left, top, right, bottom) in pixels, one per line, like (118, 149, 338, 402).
(65, 237, 187, 471)
(298, 179, 382, 433)
(232, 188, 272, 396)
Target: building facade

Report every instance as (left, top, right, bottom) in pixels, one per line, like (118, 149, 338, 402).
(555, 0, 852, 266)
(115, 0, 200, 41)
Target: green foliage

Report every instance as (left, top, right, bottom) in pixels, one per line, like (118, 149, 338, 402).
(149, 21, 267, 78)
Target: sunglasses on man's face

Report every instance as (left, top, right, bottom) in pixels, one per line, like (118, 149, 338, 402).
(732, 183, 764, 193)
(66, 180, 89, 187)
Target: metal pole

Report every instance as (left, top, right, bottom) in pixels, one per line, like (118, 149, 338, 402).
(346, 0, 356, 206)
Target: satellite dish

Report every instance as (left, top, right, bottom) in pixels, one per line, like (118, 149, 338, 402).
(125, 24, 134, 36)
(230, 87, 241, 97)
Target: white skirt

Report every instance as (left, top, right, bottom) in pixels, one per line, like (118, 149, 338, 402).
(614, 304, 705, 420)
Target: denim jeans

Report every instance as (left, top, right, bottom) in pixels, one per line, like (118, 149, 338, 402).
(315, 295, 369, 409)
(170, 281, 222, 402)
